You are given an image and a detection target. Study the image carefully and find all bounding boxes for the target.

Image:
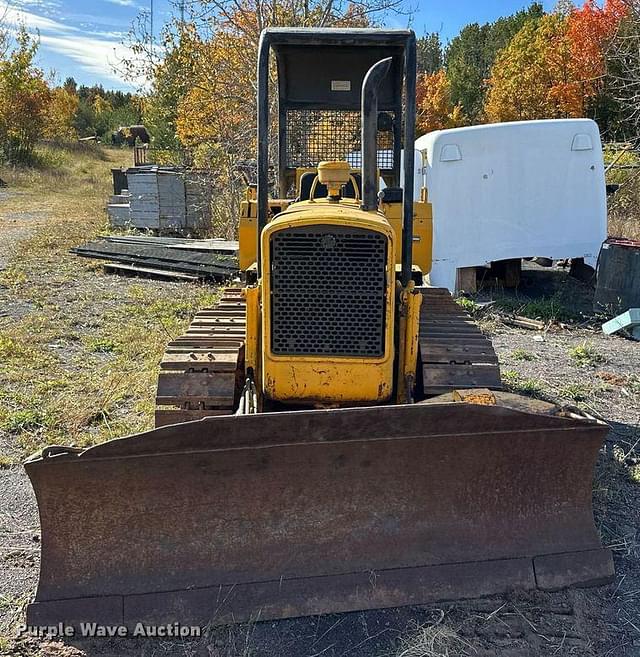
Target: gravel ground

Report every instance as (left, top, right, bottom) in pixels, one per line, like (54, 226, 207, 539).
(1, 171, 639, 655)
(3, 299, 639, 657)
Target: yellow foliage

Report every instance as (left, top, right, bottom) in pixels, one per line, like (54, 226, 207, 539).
(43, 87, 78, 141)
(485, 15, 571, 121)
(416, 70, 466, 135)
(92, 95, 112, 116)
(175, 28, 255, 164)
(485, 4, 625, 123)
(174, 3, 376, 168)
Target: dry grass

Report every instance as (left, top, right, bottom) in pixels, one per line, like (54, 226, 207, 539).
(0, 142, 220, 459)
(395, 617, 474, 657)
(606, 147, 640, 240)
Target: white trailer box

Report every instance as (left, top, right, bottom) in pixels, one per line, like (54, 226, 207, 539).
(415, 119, 607, 292)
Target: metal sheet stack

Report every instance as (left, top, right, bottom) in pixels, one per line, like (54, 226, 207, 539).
(71, 236, 239, 282)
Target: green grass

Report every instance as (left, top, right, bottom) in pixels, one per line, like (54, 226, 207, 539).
(558, 383, 593, 402)
(494, 294, 578, 322)
(604, 146, 640, 186)
(83, 337, 117, 353)
(455, 297, 479, 315)
(627, 376, 640, 395)
(502, 370, 544, 397)
(0, 143, 222, 459)
(511, 348, 536, 361)
(612, 444, 640, 486)
(628, 465, 640, 485)
(0, 284, 220, 457)
(605, 146, 640, 240)
(569, 342, 605, 367)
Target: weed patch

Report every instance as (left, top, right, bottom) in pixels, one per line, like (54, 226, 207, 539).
(559, 383, 593, 402)
(455, 297, 479, 315)
(494, 294, 578, 322)
(502, 370, 544, 397)
(570, 342, 605, 367)
(511, 348, 536, 361)
(84, 337, 117, 353)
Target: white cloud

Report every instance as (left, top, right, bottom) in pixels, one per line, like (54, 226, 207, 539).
(39, 33, 138, 85)
(3, 5, 147, 87)
(8, 0, 62, 11)
(103, 0, 137, 6)
(4, 5, 67, 31)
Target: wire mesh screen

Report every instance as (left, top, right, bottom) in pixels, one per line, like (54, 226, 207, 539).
(285, 110, 395, 170)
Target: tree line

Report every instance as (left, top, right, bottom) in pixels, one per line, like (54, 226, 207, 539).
(415, 0, 635, 138)
(135, 0, 639, 158)
(0, 26, 140, 164)
(2, 0, 639, 168)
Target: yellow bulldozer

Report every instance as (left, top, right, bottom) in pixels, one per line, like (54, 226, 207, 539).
(25, 28, 613, 629)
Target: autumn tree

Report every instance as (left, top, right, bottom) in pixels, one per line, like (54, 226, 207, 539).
(567, 0, 627, 96)
(43, 86, 79, 141)
(607, 0, 640, 141)
(134, 0, 409, 235)
(567, 0, 628, 132)
(445, 3, 544, 121)
(141, 30, 195, 151)
(0, 27, 51, 162)
(416, 70, 466, 135)
(484, 2, 626, 122)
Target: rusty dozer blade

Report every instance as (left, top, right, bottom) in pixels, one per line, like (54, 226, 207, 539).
(25, 394, 613, 628)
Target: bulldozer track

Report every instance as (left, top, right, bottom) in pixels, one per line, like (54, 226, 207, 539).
(418, 287, 502, 395)
(155, 286, 502, 426)
(155, 287, 246, 427)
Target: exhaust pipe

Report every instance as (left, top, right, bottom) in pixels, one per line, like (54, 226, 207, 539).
(361, 57, 392, 211)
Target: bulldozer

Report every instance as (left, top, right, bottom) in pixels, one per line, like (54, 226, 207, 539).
(25, 28, 613, 630)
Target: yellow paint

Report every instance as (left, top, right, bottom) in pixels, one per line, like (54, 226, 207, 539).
(260, 200, 396, 404)
(316, 161, 351, 197)
(243, 285, 260, 374)
(381, 195, 432, 274)
(294, 166, 362, 196)
(402, 282, 423, 401)
(238, 188, 290, 271)
(237, 166, 435, 406)
(238, 190, 257, 271)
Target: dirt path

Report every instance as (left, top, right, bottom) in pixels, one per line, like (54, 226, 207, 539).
(0, 190, 49, 645)
(1, 145, 639, 656)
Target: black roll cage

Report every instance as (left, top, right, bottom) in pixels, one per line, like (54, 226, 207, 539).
(256, 27, 417, 286)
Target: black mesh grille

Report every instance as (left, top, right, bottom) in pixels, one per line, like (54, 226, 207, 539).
(286, 110, 394, 170)
(270, 226, 387, 357)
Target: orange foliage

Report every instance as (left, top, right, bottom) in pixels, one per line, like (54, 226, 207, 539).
(485, 2, 627, 122)
(565, 0, 628, 98)
(416, 70, 466, 135)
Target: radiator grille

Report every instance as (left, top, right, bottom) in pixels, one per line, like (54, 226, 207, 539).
(270, 226, 387, 357)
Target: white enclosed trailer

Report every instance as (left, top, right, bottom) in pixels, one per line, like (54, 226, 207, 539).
(415, 119, 607, 292)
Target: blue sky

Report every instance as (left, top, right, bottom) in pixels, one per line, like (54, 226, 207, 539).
(4, 0, 555, 91)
